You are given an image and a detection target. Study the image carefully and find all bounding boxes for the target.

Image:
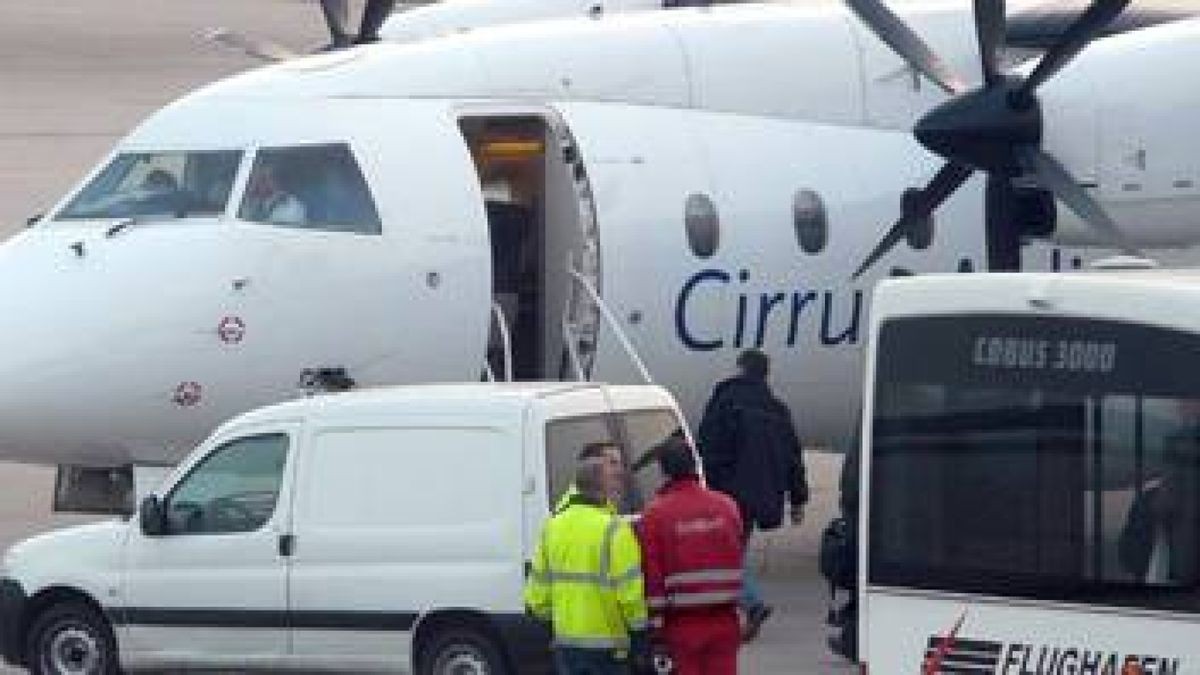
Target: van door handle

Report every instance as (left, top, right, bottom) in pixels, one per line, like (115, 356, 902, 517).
(278, 533, 296, 558)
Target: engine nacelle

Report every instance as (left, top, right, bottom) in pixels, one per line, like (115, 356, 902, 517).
(1040, 19, 1200, 249)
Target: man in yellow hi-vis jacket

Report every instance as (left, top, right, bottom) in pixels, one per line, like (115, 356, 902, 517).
(527, 458, 651, 674)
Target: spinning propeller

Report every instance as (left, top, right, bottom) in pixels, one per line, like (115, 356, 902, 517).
(848, 0, 1140, 279)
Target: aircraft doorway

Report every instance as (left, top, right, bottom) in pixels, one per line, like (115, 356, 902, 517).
(459, 114, 601, 381)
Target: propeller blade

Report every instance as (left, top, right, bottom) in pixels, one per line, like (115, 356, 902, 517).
(205, 28, 296, 62)
(852, 162, 974, 279)
(1018, 0, 1130, 97)
(974, 0, 1006, 87)
(845, 0, 966, 95)
(320, 0, 353, 48)
(358, 0, 398, 44)
(1017, 146, 1141, 256)
(852, 218, 909, 281)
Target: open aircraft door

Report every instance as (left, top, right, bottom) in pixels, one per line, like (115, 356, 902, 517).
(458, 102, 709, 388)
(547, 103, 720, 410)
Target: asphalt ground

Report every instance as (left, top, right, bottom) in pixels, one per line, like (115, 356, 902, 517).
(0, 2, 858, 672)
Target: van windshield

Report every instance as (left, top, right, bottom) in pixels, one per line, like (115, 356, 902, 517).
(870, 315, 1200, 613)
(56, 150, 242, 221)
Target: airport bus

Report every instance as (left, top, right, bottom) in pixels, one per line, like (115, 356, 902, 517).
(860, 269, 1200, 675)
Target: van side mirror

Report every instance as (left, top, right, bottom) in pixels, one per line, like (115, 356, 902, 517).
(139, 495, 167, 536)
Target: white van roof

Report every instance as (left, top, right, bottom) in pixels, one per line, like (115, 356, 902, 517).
(219, 382, 677, 431)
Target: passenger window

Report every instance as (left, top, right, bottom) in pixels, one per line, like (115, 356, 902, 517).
(57, 150, 242, 221)
(164, 433, 289, 535)
(238, 143, 381, 234)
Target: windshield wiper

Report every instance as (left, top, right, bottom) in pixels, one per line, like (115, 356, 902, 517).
(105, 203, 193, 238)
(105, 216, 141, 238)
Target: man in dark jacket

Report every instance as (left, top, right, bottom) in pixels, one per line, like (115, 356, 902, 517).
(697, 349, 808, 641)
(828, 421, 860, 661)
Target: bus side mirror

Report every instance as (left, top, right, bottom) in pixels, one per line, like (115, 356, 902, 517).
(139, 495, 166, 536)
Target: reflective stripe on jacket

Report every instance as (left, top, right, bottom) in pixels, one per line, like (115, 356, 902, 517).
(637, 477, 744, 626)
(525, 500, 649, 649)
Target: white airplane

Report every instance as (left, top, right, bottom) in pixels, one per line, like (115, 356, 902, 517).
(10, 0, 1200, 509)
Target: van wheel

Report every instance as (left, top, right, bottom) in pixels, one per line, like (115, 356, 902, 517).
(26, 602, 119, 675)
(419, 626, 509, 675)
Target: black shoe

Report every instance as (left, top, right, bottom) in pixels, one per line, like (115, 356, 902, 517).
(741, 604, 773, 642)
(828, 635, 850, 659)
(828, 632, 858, 661)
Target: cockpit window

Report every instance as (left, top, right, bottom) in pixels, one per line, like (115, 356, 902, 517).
(57, 150, 242, 221)
(237, 143, 381, 235)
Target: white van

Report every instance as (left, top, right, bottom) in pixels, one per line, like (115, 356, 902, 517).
(0, 382, 687, 674)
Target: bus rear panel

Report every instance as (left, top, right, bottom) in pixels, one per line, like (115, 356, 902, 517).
(866, 311, 1198, 674)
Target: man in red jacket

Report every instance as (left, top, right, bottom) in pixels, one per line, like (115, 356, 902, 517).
(638, 437, 745, 675)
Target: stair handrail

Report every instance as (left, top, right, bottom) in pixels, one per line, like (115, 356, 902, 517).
(490, 299, 514, 382)
(564, 265, 653, 385)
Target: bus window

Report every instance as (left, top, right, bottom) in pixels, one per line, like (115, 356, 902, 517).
(869, 315, 1200, 613)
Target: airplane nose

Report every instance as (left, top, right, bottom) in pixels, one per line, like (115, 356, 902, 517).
(0, 228, 215, 467)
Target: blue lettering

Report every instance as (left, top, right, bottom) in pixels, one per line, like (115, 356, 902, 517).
(786, 291, 818, 347)
(754, 293, 787, 348)
(734, 270, 751, 348)
(820, 290, 862, 346)
(675, 269, 866, 352)
(675, 269, 729, 351)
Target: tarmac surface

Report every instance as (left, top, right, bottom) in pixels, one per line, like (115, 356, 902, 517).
(0, 1, 857, 672)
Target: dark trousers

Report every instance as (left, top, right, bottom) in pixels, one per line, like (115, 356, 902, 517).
(554, 647, 630, 675)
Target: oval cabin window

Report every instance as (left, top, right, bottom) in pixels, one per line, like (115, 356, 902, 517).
(793, 189, 828, 255)
(685, 193, 719, 259)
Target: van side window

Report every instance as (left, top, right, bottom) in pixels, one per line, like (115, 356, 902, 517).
(545, 416, 614, 512)
(544, 409, 684, 514)
(237, 143, 381, 234)
(617, 409, 684, 512)
(164, 433, 289, 535)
